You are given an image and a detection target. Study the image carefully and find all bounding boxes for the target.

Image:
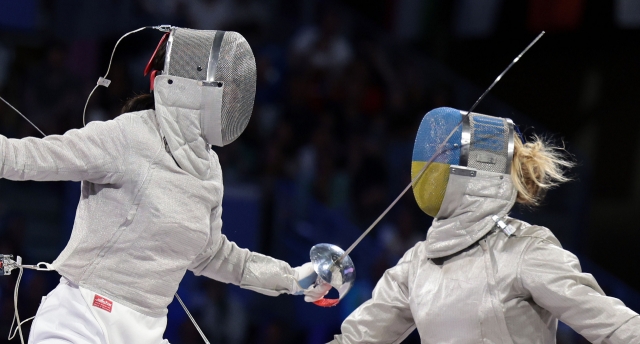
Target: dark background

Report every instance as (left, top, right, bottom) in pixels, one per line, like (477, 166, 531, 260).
(0, 0, 639, 343)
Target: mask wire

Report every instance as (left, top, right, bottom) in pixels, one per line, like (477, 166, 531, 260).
(82, 26, 154, 126)
(5, 258, 53, 344)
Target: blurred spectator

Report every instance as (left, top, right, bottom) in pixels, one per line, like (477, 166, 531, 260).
(182, 0, 239, 30)
(378, 208, 424, 263)
(49, 0, 137, 40)
(191, 280, 248, 344)
(291, 7, 353, 75)
(260, 321, 287, 344)
(0, 213, 28, 260)
(296, 112, 350, 212)
(0, 0, 38, 31)
(350, 152, 389, 228)
(0, 43, 13, 89)
(232, 0, 273, 32)
(23, 44, 82, 135)
(137, 0, 180, 23)
(179, 317, 204, 344)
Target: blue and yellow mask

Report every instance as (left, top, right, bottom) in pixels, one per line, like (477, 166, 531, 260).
(412, 107, 515, 217)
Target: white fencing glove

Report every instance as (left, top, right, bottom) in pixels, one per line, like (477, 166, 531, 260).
(292, 262, 332, 302)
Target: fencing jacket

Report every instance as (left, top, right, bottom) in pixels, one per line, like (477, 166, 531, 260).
(0, 108, 295, 317)
(330, 170, 640, 344)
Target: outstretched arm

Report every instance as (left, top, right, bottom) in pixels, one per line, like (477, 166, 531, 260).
(189, 205, 317, 297)
(330, 248, 416, 344)
(519, 238, 640, 344)
(0, 119, 127, 183)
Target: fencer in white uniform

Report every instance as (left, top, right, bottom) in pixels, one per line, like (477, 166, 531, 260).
(0, 27, 327, 343)
(330, 108, 640, 343)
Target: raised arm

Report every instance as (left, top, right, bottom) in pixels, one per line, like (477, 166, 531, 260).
(0, 119, 127, 183)
(330, 248, 416, 344)
(519, 238, 640, 343)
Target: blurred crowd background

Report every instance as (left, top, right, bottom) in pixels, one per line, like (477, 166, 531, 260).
(0, 0, 640, 343)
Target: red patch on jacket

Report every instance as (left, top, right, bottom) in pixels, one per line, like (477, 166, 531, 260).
(92, 294, 113, 313)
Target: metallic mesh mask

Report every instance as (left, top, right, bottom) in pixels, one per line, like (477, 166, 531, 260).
(155, 27, 257, 147)
(411, 107, 515, 217)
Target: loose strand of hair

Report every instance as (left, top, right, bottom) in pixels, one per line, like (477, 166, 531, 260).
(511, 134, 575, 206)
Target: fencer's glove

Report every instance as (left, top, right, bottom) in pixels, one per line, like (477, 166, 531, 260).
(292, 262, 332, 302)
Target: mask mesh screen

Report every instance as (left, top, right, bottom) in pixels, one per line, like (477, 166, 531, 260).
(165, 28, 257, 146)
(216, 32, 256, 145)
(468, 113, 509, 173)
(167, 29, 213, 81)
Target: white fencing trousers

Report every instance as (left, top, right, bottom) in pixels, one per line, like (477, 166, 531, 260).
(29, 277, 169, 344)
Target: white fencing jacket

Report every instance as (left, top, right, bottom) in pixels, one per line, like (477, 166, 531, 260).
(331, 170, 640, 343)
(0, 105, 295, 317)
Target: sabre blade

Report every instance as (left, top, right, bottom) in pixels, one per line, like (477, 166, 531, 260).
(0, 96, 46, 137)
(337, 31, 545, 262)
(338, 121, 462, 260)
(463, 31, 544, 117)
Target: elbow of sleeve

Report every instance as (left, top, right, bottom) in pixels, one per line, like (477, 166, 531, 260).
(189, 240, 249, 285)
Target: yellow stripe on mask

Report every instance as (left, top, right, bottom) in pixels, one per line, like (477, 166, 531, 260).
(411, 161, 451, 217)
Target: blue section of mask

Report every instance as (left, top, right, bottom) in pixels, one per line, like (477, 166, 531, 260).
(412, 107, 462, 164)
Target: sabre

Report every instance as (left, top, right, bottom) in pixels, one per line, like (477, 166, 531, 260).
(0, 97, 46, 137)
(336, 31, 545, 263)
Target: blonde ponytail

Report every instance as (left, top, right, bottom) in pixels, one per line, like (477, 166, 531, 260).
(511, 135, 574, 206)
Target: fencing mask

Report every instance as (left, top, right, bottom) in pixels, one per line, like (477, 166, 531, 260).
(411, 107, 515, 217)
(145, 27, 256, 147)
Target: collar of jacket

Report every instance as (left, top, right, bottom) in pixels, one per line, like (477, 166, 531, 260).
(423, 168, 517, 258)
(153, 75, 212, 179)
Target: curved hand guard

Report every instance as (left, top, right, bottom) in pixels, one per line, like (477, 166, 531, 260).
(309, 244, 355, 307)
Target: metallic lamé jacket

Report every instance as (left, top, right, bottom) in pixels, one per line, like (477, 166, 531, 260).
(0, 94, 294, 316)
(331, 170, 640, 343)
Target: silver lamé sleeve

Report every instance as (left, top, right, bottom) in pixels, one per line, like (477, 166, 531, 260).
(0, 118, 127, 184)
(330, 247, 416, 344)
(519, 238, 640, 343)
(238, 252, 296, 297)
(189, 205, 296, 296)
